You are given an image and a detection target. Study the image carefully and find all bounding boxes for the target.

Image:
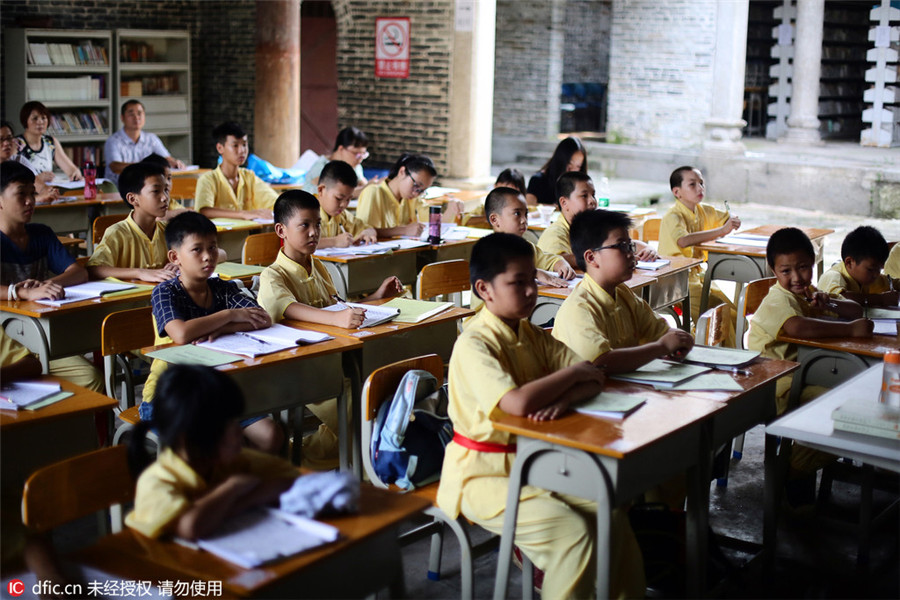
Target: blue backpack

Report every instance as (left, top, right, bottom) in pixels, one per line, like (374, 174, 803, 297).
(371, 370, 453, 490)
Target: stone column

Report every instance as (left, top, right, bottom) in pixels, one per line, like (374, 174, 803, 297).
(254, 0, 300, 167)
(703, 0, 750, 153)
(783, 0, 824, 144)
(447, 0, 496, 180)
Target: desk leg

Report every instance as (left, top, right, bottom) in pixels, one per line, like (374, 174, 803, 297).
(686, 422, 712, 596)
(682, 294, 691, 332)
(341, 350, 363, 479)
(762, 432, 787, 584)
(2, 314, 50, 373)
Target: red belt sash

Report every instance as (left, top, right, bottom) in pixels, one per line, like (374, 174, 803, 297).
(452, 432, 517, 453)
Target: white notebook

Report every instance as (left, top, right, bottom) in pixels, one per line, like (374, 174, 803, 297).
(34, 281, 136, 306)
(0, 380, 62, 410)
(196, 325, 332, 358)
(193, 508, 339, 569)
(321, 302, 400, 328)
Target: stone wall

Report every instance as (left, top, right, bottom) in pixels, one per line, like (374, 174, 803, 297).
(607, 0, 717, 149)
(563, 0, 612, 84)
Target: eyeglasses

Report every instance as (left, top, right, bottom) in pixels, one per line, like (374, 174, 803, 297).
(408, 173, 429, 194)
(596, 240, 636, 255)
(355, 150, 370, 160)
(0, 136, 15, 144)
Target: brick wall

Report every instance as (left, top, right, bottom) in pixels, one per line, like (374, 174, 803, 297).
(563, 0, 611, 84)
(492, 0, 566, 140)
(333, 0, 453, 175)
(0, 0, 256, 166)
(606, 0, 717, 149)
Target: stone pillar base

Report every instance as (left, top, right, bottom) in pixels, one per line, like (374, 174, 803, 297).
(782, 124, 824, 145)
(703, 119, 747, 154)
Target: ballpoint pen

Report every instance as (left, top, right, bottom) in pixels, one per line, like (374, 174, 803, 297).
(714, 365, 750, 376)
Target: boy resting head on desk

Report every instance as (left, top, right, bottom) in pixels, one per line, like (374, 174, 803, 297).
(315, 159, 377, 249)
(818, 225, 898, 308)
(257, 190, 402, 469)
(0, 162, 102, 392)
(659, 165, 739, 343)
(141, 211, 283, 455)
(553, 209, 694, 372)
(87, 161, 180, 283)
(436, 232, 645, 600)
(537, 170, 657, 270)
(194, 121, 277, 221)
(128, 365, 297, 540)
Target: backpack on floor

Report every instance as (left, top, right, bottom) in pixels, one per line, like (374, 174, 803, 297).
(371, 369, 453, 490)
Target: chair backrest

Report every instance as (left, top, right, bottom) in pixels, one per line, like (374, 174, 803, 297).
(242, 231, 281, 266)
(695, 303, 730, 347)
(102, 307, 155, 409)
(735, 277, 777, 350)
(642, 217, 662, 242)
(416, 259, 470, 303)
(170, 176, 198, 202)
(360, 354, 444, 488)
(92, 213, 127, 245)
(787, 350, 869, 413)
(22, 446, 135, 533)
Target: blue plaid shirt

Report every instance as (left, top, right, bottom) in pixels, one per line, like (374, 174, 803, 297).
(151, 276, 258, 337)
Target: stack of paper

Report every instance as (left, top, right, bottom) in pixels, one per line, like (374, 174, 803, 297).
(321, 302, 400, 328)
(381, 298, 454, 323)
(197, 324, 333, 358)
(683, 345, 759, 367)
(35, 281, 136, 306)
(832, 395, 900, 441)
(0, 380, 63, 410)
(575, 392, 646, 420)
(194, 507, 339, 568)
(716, 233, 770, 248)
(611, 359, 710, 388)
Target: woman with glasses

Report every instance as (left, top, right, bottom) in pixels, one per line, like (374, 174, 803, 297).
(356, 153, 463, 238)
(302, 126, 374, 195)
(526, 136, 588, 207)
(0, 120, 59, 204)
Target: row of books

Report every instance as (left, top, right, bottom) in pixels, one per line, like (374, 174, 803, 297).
(26, 75, 106, 101)
(120, 75, 181, 96)
(47, 110, 109, 137)
(120, 41, 157, 63)
(27, 41, 109, 66)
(62, 145, 103, 169)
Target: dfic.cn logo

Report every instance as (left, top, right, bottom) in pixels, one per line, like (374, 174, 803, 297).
(6, 579, 24, 597)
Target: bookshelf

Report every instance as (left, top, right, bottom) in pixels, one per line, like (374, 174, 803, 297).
(115, 30, 192, 162)
(819, 1, 870, 140)
(3, 29, 113, 168)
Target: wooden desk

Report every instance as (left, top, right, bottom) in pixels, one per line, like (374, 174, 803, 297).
(1, 377, 117, 513)
(316, 245, 423, 300)
(211, 219, 273, 263)
(34, 193, 127, 252)
(285, 303, 474, 475)
(530, 273, 657, 326)
(73, 485, 431, 598)
(145, 335, 362, 468)
(636, 255, 704, 331)
(491, 357, 798, 599)
(696, 225, 834, 314)
(777, 332, 899, 367)
(415, 237, 476, 270)
(0, 289, 153, 372)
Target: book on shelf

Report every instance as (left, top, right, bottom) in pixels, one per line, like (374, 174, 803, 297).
(48, 110, 108, 136)
(119, 41, 157, 63)
(120, 75, 181, 96)
(26, 75, 106, 101)
(27, 41, 108, 66)
(62, 146, 103, 170)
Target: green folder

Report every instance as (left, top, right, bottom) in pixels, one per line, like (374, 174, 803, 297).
(215, 263, 266, 279)
(24, 391, 74, 411)
(381, 298, 454, 323)
(575, 392, 646, 420)
(146, 345, 242, 367)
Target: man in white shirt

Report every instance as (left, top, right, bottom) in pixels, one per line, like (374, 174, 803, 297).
(104, 100, 185, 184)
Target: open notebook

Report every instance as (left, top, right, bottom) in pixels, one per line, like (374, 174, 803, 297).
(34, 281, 137, 306)
(196, 324, 333, 358)
(189, 507, 340, 569)
(0, 380, 62, 410)
(321, 302, 400, 328)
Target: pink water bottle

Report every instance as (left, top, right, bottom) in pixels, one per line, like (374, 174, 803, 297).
(83, 161, 97, 199)
(428, 205, 442, 244)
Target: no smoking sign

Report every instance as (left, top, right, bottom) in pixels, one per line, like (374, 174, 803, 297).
(375, 17, 410, 78)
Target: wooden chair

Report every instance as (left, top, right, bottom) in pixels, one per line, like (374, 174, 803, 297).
(642, 217, 661, 242)
(242, 231, 280, 266)
(728, 277, 777, 462)
(170, 176, 198, 202)
(361, 354, 531, 600)
(415, 259, 470, 305)
(23, 445, 135, 535)
(695, 303, 730, 347)
(92, 213, 127, 246)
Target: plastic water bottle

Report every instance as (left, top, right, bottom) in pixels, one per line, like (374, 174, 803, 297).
(880, 351, 900, 408)
(596, 175, 610, 208)
(427, 205, 442, 245)
(83, 161, 97, 199)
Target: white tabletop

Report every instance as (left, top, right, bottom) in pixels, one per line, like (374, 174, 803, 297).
(766, 365, 900, 473)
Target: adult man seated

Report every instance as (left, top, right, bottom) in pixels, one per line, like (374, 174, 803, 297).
(104, 100, 185, 184)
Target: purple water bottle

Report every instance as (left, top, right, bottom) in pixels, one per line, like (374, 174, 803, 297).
(428, 205, 442, 244)
(83, 161, 97, 199)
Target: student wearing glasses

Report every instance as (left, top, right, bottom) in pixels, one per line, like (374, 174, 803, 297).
(302, 126, 375, 196)
(355, 153, 463, 237)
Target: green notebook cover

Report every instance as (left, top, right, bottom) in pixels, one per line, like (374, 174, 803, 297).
(575, 392, 646, 420)
(146, 345, 242, 367)
(381, 298, 454, 323)
(215, 263, 266, 279)
(612, 359, 710, 387)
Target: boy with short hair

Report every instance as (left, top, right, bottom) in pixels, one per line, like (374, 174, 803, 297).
(0, 161, 102, 392)
(194, 122, 277, 220)
(257, 190, 402, 468)
(316, 160, 377, 249)
(553, 209, 694, 370)
(142, 211, 282, 454)
(437, 232, 644, 599)
(659, 166, 740, 334)
(87, 162, 179, 282)
(538, 171, 657, 268)
(817, 225, 898, 307)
